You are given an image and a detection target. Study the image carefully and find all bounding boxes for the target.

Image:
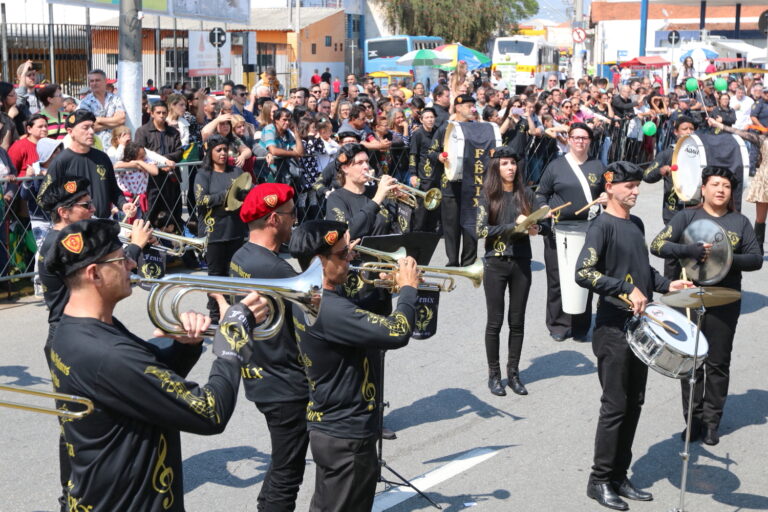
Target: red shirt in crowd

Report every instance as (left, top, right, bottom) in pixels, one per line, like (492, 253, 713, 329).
(7, 138, 39, 177)
(311, 73, 322, 85)
(333, 79, 341, 94)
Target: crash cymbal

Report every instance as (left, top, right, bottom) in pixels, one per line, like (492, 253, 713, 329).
(513, 206, 550, 234)
(681, 219, 733, 285)
(224, 172, 253, 212)
(661, 287, 741, 309)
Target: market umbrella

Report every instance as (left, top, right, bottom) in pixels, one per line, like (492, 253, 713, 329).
(680, 47, 718, 62)
(435, 43, 491, 71)
(396, 48, 452, 67)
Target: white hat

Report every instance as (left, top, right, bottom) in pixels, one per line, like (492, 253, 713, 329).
(36, 138, 63, 164)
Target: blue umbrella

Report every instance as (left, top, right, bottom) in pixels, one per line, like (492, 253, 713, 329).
(680, 48, 718, 62)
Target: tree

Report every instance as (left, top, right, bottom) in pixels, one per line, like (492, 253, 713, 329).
(373, 0, 538, 50)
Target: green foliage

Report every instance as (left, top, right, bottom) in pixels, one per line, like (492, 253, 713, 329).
(374, 0, 538, 50)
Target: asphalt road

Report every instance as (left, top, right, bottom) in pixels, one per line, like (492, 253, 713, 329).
(1, 178, 767, 512)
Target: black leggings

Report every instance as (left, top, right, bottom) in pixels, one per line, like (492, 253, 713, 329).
(483, 257, 532, 372)
(205, 238, 244, 322)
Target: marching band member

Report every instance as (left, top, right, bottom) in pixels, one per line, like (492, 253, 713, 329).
(575, 162, 690, 511)
(288, 220, 419, 512)
(229, 183, 310, 511)
(535, 122, 606, 341)
(642, 115, 697, 278)
(476, 147, 547, 397)
(194, 134, 248, 322)
(650, 166, 762, 445)
(408, 106, 439, 232)
(46, 219, 268, 511)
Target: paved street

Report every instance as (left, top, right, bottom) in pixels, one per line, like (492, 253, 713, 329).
(2, 178, 767, 511)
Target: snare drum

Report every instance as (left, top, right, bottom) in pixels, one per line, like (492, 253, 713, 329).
(626, 303, 708, 379)
(554, 220, 589, 315)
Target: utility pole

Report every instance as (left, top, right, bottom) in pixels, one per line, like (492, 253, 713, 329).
(572, 0, 584, 79)
(118, 0, 143, 133)
(296, 0, 302, 86)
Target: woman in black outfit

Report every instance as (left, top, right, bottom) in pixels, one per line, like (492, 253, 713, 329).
(194, 134, 247, 322)
(650, 166, 762, 445)
(477, 147, 547, 396)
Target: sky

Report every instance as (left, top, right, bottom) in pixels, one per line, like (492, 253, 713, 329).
(525, 0, 592, 24)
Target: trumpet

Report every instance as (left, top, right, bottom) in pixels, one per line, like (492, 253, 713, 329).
(354, 245, 407, 262)
(131, 257, 324, 338)
(0, 384, 93, 419)
(119, 222, 208, 257)
(366, 173, 442, 211)
(351, 259, 484, 292)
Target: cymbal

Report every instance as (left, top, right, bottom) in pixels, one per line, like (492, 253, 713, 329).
(224, 172, 253, 212)
(661, 287, 741, 309)
(512, 206, 550, 234)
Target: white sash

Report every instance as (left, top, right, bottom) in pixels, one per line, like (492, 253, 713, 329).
(564, 153, 599, 220)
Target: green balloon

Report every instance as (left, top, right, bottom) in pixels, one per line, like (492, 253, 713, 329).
(642, 121, 657, 137)
(685, 78, 699, 92)
(714, 77, 728, 92)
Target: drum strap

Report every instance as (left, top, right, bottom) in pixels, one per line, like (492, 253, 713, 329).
(564, 153, 599, 220)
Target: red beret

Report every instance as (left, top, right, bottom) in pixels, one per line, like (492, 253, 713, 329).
(240, 183, 295, 223)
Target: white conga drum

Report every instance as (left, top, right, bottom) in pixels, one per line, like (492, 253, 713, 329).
(554, 220, 589, 315)
(443, 121, 502, 181)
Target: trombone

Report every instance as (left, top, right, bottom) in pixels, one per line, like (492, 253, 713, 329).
(119, 222, 208, 257)
(0, 384, 93, 419)
(366, 173, 442, 211)
(131, 257, 324, 338)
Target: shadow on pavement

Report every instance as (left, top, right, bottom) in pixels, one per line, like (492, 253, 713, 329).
(183, 445, 273, 493)
(520, 349, 596, 385)
(740, 290, 767, 315)
(0, 365, 49, 386)
(385, 488, 512, 512)
(385, 388, 523, 432)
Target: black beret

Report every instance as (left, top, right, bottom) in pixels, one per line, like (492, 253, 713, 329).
(489, 146, 519, 160)
(46, 219, 124, 276)
(65, 109, 96, 129)
(336, 131, 362, 142)
(289, 220, 348, 262)
(702, 166, 736, 184)
(38, 176, 90, 213)
(205, 134, 229, 152)
(453, 93, 476, 106)
(603, 161, 643, 184)
(336, 143, 366, 166)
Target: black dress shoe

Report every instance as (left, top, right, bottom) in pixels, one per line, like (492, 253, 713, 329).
(613, 478, 653, 501)
(572, 333, 591, 342)
(703, 427, 720, 446)
(587, 481, 629, 511)
(488, 374, 506, 396)
(381, 427, 397, 440)
(550, 332, 567, 342)
(507, 375, 528, 395)
(680, 420, 703, 442)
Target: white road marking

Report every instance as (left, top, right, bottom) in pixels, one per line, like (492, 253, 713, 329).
(372, 447, 500, 511)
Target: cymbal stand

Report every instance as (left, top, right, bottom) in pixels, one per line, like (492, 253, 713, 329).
(670, 294, 706, 512)
(376, 349, 441, 509)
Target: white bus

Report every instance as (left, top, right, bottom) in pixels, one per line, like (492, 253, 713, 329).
(492, 36, 559, 91)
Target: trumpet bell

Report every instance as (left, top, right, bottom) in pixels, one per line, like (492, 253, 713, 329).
(423, 188, 443, 211)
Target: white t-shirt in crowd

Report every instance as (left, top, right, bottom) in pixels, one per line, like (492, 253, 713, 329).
(730, 95, 755, 129)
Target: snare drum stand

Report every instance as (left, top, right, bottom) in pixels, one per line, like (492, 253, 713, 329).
(671, 297, 706, 512)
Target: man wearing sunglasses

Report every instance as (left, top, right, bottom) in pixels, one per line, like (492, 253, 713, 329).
(231, 84, 258, 128)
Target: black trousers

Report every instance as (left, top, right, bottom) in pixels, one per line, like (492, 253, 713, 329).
(440, 188, 477, 266)
(255, 400, 310, 512)
(205, 238, 244, 322)
(661, 209, 682, 280)
(308, 431, 379, 512)
(590, 321, 648, 483)
(412, 203, 441, 233)
(45, 325, 70, 512)
(681, 300, 740, 430)
(483, 257, 532, 373)
(542, 232, 593, 337)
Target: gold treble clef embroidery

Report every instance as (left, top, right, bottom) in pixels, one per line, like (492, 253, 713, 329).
(152, 433, 175, 510)
(361, 357, 376, 411)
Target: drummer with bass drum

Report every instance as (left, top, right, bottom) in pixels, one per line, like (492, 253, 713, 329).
(575, 161, 691, 511)
(535, 123, 607, 342)
(650, 166, 762, 446)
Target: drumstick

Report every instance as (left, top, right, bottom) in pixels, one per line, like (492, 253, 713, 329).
(681, 268, 691, 322)
(548, 201, 572, 215)
(574, 198, 601, 216)
(619, 296, 679, 335)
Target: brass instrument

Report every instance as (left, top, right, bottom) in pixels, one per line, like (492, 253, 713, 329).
(118, 222, 208, 257)
(131, 257, 323, 338)
(365, 173, 442, 210)
(351, 259, 484, 292)
(354, 245, 407, 262)
(0, 384, 93, 419)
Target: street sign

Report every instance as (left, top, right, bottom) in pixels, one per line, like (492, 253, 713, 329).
(209, 27, 227, 48)
(759, 10, 768, 34)
(668, 30, 681, 45)
(189, 30, 231, 77)
(572, 27, 587, 43)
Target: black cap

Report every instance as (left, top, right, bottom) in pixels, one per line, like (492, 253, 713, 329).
(38, 176, 90, 213)
(46, 219, 124, 276)
(489, 146, 519, 160)
(336, 131, 362, 142)
(336, 143, 366, 166)
(64, 109, 96, 129)
(603, 161, 643, 184)
(289, 220, 348, 263)
(702, 166, 736, 184)
(453, 94, 476, 106)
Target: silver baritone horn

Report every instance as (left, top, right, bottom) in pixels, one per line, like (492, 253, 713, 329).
(119, 222, 208, 257)
(131, 258, 324, 339)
